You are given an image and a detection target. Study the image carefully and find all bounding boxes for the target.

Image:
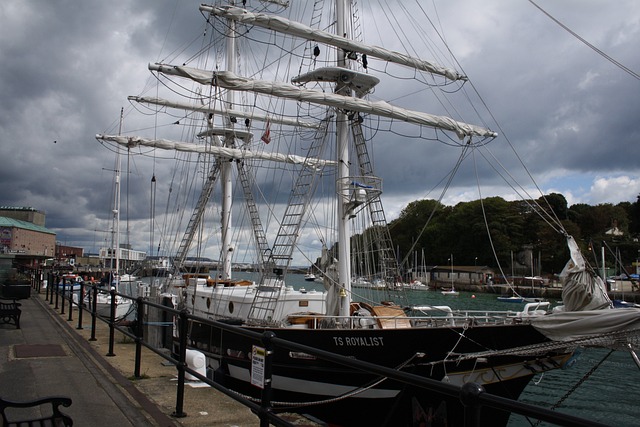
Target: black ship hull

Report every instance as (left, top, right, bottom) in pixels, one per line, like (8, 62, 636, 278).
(184, 320, 570, 426)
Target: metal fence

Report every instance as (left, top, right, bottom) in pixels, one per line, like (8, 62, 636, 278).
(38, 271, 607, 427)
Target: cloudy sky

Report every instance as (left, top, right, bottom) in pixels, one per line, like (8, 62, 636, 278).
(1, 0, 639, 263)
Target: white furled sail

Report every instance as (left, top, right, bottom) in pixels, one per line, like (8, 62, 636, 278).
(531, 308, 640, 342)
(559, 235, 612, 311)
(128, 96, 320, 129)
(530, 236, 640, 343)
(149, 64, 497, 140)
(200, 5, 467, 82)
(95, 134, 336, 169)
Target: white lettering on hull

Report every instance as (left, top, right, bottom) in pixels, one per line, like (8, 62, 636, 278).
(333, 336, 384, 346)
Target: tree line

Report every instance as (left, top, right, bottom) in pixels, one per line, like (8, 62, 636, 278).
(383, 193, 640, 276)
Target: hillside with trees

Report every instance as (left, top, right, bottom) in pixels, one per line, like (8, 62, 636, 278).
(383, 193, 640, 277)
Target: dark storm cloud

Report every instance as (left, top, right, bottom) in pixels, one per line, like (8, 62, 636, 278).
(1, 0, 638, 255)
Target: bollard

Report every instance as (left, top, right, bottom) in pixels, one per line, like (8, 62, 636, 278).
(172, 309, 188, 418)
(134, 297, 144, 378)
(106, 287, 116, 357)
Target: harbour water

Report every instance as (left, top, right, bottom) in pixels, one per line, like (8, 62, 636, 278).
(144, 271, 637, 426)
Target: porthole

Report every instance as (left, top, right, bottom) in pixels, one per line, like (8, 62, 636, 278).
(228, 301, 234, 313)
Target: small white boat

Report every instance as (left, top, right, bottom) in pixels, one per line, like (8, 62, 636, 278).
(404, 280, 429, 290)
(92, 288, 134, 320)
(498, 294, 544, 303)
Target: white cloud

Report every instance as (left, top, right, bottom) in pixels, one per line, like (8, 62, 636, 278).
(589, 175, 640, 205)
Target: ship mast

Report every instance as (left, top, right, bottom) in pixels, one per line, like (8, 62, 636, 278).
(336, 0, 351, 318)
(220, 1, 236, 280)
(113, 107, 124, 280)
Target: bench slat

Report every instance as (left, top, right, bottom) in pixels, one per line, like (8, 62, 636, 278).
(0, 396, 73, 427)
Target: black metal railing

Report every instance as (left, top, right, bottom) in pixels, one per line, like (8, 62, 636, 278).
(39, 272, 608, 427)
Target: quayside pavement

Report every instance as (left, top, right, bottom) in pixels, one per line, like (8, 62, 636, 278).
(0, 291, 319, 426)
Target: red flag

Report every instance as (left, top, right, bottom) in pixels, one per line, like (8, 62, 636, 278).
(261, 119, 271, 144)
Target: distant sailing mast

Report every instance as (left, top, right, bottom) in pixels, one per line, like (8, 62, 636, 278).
(111, 107, 124, 282)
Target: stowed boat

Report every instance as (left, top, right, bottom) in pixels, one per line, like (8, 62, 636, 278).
(95, 2, 640, 425)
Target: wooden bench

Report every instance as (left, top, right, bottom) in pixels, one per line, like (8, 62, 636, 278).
(0, 396, 73, 426)
(0, 299, 21, 329)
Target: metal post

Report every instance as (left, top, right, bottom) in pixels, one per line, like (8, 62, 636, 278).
(76, 282, 84, 330)
(89, 284, 98, 341)
(259, 331, 276, 427)
(106, 287, 116, 357)
(54, 277, 60, 309)
(460, 382, 485, 427)
(46, 273, 51, 302)
(67, 281, 74, 322)
(60, 280, 66, 314)
(134, 297, 144, 378)
(172, 309, 188, 418)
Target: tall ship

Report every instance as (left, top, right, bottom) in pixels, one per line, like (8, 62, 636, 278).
(96, 2, 640, 425)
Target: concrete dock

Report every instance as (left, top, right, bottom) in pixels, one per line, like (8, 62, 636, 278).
(0, 292, 293, 426)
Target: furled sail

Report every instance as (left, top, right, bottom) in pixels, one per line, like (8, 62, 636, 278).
(149, 64, 497, 140)
(95, 134, 336, 169)
(201, 5, 467, 82)
(128, 96, 320, 129)
(559, 235, 611, 312)
(530, 236, 640, 343)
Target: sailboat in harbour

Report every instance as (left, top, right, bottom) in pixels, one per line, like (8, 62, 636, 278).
(94, 108, 134, 321)
(95, 2, 640, 426)
(441, 254, 459, 296)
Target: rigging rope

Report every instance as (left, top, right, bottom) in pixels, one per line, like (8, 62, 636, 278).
(531, 349, 614, 427)
(227, 352, 425, 408)
(445, 328, 640, 364)
(528, 0, 640, 81)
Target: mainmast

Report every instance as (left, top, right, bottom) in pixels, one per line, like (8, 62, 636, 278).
(220, 1, 236, 280)
(336, 0, 351, 318)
